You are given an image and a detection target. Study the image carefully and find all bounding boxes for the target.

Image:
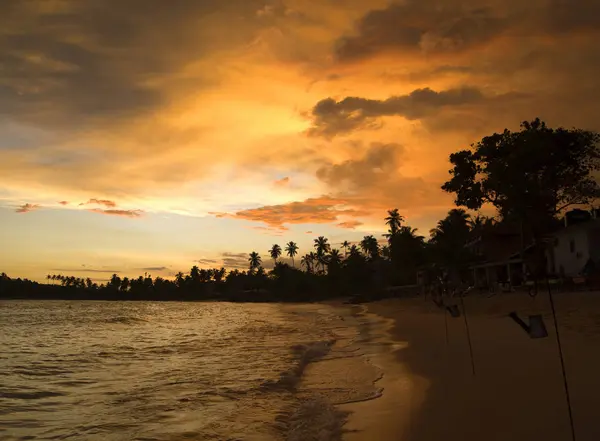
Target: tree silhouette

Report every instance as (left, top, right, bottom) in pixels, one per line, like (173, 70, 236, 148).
(384, 209, 404, 238)
(285, 241, 299, 267)
(269, 244, 282, 264)
(341, 240, 350, 257)
(360, 235, 379, 260)
(442, 118, 600, 236)
(301, 253, 313, 273)
(314, 236, 331, 273)
(429, 209, 473, 274)
(329, 249, 342, 265)
(248, 252, 262, 272)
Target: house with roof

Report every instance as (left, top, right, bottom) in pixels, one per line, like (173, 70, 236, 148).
(546, 218, 600, 278)
(466, 222, 529, 290)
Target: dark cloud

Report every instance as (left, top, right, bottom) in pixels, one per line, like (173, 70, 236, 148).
(51, 267, 120, 273)
(308, 87, 484, 137)
(138, 267, 168, 272)
(221, 252, 250, 270)
(89, 208, 143, 218)
(58, 201, 69, 205)
(316, 143, 404, 187)
(334, 0, 600, 63)
(0, 0, 265, 127)
(335, 1, 508, 62)
(195, 258, 219, 265)
(15, 203, 40, 213)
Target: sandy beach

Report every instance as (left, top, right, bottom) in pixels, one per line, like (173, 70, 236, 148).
(343, 290, 600, 441)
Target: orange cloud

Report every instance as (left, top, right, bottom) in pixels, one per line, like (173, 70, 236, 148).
(85, 199, 117, 208)
(215, 196, 368, 228)
(58, 201, 69, 205)
(15, 203, 40, 213)
(89, 209, 143, 218)
(274, 177, 290, 187)
(337, 221, 363, 229)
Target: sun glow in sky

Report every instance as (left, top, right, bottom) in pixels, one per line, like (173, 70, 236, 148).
(1, 0, 599, 281)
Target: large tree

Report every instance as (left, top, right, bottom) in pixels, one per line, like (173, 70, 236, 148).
(442, 118, 600, 235)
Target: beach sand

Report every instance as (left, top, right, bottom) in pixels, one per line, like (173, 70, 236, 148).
(342, 290, 600, 440)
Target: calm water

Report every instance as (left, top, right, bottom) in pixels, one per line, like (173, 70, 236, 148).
(0, 301, 383, 440)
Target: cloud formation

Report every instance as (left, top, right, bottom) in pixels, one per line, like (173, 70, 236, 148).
(0, 0, 266, 127)
(15, 203, 40, 213)
(216, 196, 367, 228)
(85, 199, 117, 208)
(89, 209, 143, 218)
(308, 87, 485, 137)
(334, 0, 600, 63)
(273, 177, 290, 187)
(337, 221, 363, 229)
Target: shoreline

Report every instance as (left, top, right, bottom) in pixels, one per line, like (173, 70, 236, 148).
(341, 291, 600, 441)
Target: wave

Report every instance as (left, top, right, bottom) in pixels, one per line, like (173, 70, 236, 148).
(261, 340, 335, 391)
(277, 397, 349, 441)
(0, 390, 65, 400)
(103, 316, 147, 325)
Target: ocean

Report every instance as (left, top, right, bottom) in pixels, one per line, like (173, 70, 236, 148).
(0, 300, 384, 440)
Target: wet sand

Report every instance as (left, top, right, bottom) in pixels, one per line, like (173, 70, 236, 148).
(343, 291, 600, 440)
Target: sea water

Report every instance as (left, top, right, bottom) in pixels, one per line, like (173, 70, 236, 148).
(0, 300, 383, 440)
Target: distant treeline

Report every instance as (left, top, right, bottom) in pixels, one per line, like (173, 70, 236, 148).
(2, 119, 599, 302)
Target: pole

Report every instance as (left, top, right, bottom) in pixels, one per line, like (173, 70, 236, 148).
(547, 280, 577, 441)
(459, 293, 476, 376)
(444, 308, 449, 345)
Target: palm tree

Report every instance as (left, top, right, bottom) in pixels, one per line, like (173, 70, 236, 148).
(360, 235, 379, 260)
(385, 208, 404, 238)
(381, 245, 391, 259)
(349, 244, 361, 257)
(175, 272, 185, 289)
(314, 236, 331, 272)
(329, 249, 342, 265)
(301, 253, 312, 273)
(213, 268, 226, 283)
(249, 252, 262, 272)
(285, 241, 299, 267)
(341, 241, 350, 257)
(269, 244, 282, 264)
(46, 274, 51, 285)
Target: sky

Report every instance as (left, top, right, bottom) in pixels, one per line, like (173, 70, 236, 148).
(1, 0, 599, 281)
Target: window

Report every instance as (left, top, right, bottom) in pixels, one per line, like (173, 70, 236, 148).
(570, 239, 576, 253)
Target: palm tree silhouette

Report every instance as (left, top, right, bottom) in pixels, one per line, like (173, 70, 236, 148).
(314, 236, 331, 273)
(360, 235, 379, 260)
(341, 241, 350, 257)
(269, 244, 282, 264)
(385, 208, 404, 237)
(301, 254, 312, 273)
(349, 244, 361, 257)
(46, 274, 51, 285)
(249, 252, 262, 272)
(329, 249, 342, 265)
(285, 241, 299, 267)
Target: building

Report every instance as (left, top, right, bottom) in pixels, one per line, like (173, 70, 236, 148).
(546, 218, 600, 277)
(467, 223, 528, 290)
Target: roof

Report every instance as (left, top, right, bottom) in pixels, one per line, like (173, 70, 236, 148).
(552, 219, 600, 237)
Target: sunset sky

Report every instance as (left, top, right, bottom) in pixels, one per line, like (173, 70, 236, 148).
(1, 0, 599, 281)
